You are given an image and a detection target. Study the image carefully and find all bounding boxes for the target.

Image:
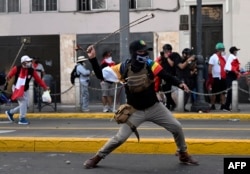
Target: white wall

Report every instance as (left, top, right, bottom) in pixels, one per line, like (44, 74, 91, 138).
(0, 0, 180, 36)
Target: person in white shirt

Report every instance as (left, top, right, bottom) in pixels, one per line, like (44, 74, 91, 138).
(208, 42, 227, 110)
(32, 57, 45, 104)
(223, 46, 241, 111)
(100, 50, 116, 112)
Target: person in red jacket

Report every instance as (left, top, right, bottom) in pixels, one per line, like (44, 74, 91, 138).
(5, 55, 49, 125)
(222, 46, 241, 111)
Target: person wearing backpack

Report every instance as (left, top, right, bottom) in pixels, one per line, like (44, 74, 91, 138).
(83, 40, 199, 169)
(5, 55, 49, 125)
(76, 56, 91, 112)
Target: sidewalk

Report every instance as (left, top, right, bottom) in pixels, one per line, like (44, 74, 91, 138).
(1, 102, 250, 119)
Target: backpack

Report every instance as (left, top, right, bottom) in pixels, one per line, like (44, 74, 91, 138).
(0, 71, 6, 86)
(70, 65, 80, 85)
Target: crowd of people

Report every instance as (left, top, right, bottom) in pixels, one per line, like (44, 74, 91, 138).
(75, 41, 241, 113)
(207, 43, 241, 112)
(2, 41, 241, 125)
(154, 42, 241, 112)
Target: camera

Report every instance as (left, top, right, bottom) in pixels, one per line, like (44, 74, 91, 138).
(187, 56, 197, 70)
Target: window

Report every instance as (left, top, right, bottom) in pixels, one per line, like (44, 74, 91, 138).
(78, 0, 90, 11)
(78, 0, 106, 11)
(91, 0, 106, 10)
(129, 0, 151, 9)
(0, 0, 19, 13)
(32, 0, 57, 12)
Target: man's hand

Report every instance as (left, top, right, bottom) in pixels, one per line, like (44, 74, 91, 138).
(187, 55, 195, 62)
(86, 45, 96, 59)
(179, 83, 190, 92)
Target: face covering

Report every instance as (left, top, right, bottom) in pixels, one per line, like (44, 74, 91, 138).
(25, 62, 32, 68)
(105, 57, 113, 63)
(136, 54, 149, 63)
(131, 52, 149, 72)
(221, 51, 226, 56)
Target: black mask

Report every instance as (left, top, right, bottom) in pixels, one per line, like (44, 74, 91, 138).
(131, 52, 149, 72)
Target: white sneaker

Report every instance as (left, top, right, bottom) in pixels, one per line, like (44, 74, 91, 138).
(103, 105, 109, 112)
(82, 109, 90, 112)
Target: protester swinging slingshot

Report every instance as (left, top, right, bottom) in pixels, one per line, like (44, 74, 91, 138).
(74, 13, 155, 111)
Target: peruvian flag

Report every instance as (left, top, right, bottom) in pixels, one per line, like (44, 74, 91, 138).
(11, 68, 27, 101)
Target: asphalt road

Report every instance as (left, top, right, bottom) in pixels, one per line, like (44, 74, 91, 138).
(1, 153, 249, 174)
(0, 118, 249, 139)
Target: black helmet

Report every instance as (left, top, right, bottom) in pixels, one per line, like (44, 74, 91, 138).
(182, 48, 193, 56)
(162, 44, 172, 51)
(129, 40, 153, 54)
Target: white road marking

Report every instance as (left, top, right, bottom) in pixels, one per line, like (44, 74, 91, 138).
(0, 121, 13, 124)
(0, 130, 16, 134)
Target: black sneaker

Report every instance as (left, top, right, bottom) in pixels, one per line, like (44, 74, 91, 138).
(210, 104, 216, 110)
(5, 110, 14, 122)
(220, 104, 224, 110)
(223, 107, 231, 112)
(170, 104, 176, 111)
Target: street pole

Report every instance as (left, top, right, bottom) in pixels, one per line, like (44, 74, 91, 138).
(191, 0, 210, 112)
(119, 0, 130, 104)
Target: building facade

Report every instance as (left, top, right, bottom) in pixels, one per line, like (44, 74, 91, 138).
(0, 0, 249, 104)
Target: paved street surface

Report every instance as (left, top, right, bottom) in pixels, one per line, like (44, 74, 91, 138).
(1, 153, 248, 174)
(1, 102, 250, 113)
(0, 118, 249, 155)
(0, 103, 250, 174)
(0, 119, 249, 139)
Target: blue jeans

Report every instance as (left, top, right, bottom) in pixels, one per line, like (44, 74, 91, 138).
(80, 84, 89, 110)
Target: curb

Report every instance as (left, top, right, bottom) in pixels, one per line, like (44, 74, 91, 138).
(1, 113, 250, 120)
(0, 137, 249, 155)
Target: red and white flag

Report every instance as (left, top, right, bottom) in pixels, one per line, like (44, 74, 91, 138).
(11, 68, 27, 101)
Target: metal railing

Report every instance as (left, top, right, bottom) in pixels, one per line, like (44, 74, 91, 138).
(26, 79, 248, 113)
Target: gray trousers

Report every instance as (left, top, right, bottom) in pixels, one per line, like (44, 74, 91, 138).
(9, 90, 29, 119)
(97, 102, 187, 158)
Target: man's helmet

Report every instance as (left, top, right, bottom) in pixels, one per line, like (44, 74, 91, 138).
(129, 40, 153, 54)
(182, 48, 193, 56)
(162, 44, 172, 52)
(215, 42, 225, 50)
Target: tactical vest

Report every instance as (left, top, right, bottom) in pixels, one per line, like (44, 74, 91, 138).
(125, 63, 154, 93)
